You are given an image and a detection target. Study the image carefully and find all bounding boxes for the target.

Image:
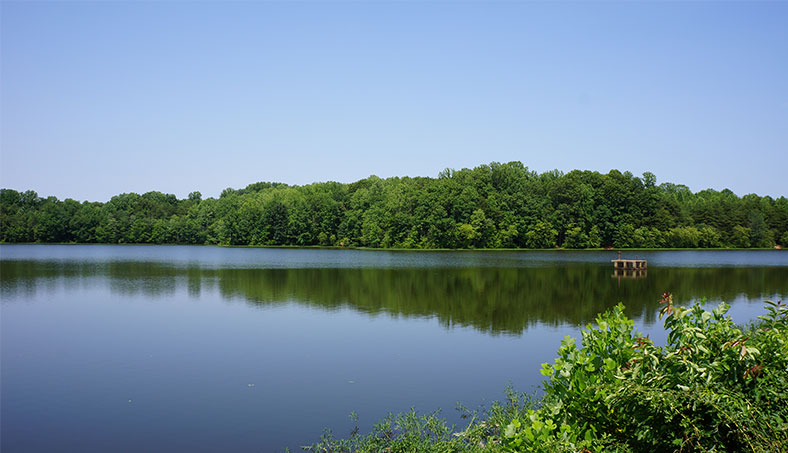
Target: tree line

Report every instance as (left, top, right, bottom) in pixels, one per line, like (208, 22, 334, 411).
(2, 162, 787, 248)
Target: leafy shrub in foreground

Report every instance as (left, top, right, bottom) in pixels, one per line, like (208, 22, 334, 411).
(505, 297, 788, 452)
(303, 298, 787, 452)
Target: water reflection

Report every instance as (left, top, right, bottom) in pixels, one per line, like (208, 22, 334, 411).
(3, 260, 786, 335)
(612, 269, 647, 279)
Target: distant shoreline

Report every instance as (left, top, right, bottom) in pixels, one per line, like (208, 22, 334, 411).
(0, 242, 783, 252)
(3, 162, 786, 249)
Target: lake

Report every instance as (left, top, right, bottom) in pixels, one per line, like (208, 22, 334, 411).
(2, 245, 787, 451)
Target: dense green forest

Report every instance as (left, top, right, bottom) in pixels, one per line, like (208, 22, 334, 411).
(2, 162, 787, 248)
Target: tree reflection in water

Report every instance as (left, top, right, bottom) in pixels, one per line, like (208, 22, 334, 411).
(3, 260, 786, 335)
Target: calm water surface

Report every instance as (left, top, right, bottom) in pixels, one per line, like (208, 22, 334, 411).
(2, 245, 787, 451)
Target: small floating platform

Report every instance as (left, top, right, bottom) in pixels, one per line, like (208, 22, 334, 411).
(611, 252, 647, 280)
(611, 251, 647, 270)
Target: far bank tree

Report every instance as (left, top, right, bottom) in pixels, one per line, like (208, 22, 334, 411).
(2, 162, 787, 249)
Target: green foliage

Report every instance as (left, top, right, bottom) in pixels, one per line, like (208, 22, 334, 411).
(698, 225, 723, 248)
(632, 226, 663, 248)
(1, 163, 786, 248)
(731, 225, 752, 248)
(665, 225, 701, 248)
(524, 221, 558, 249)
(503, 297, 788, 452)
(562, 225, 587, 249)
(298, 297, 787, 452)
(613, 223, 635, 248)
(302, 409, 481, 453)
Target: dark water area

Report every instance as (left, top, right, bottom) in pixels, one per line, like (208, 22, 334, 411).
(2, 245, 787, 451)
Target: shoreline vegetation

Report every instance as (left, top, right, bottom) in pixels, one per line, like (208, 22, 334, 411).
(2, 162, 787, 249)
(302, 298, 788, 452)
(0, 242, 784, 252)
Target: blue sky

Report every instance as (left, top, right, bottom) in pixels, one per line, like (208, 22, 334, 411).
(1, 1, 786, 201)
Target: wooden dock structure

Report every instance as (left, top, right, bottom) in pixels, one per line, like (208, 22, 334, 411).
(611, 251, 647, 270)
(611, 252, 648, 281)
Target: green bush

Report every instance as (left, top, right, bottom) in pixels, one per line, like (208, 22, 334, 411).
(303, 298, 788, 452)
(504, 296, 788, 451)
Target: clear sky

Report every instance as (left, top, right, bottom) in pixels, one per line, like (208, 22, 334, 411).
(1, 1, 786, 202)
